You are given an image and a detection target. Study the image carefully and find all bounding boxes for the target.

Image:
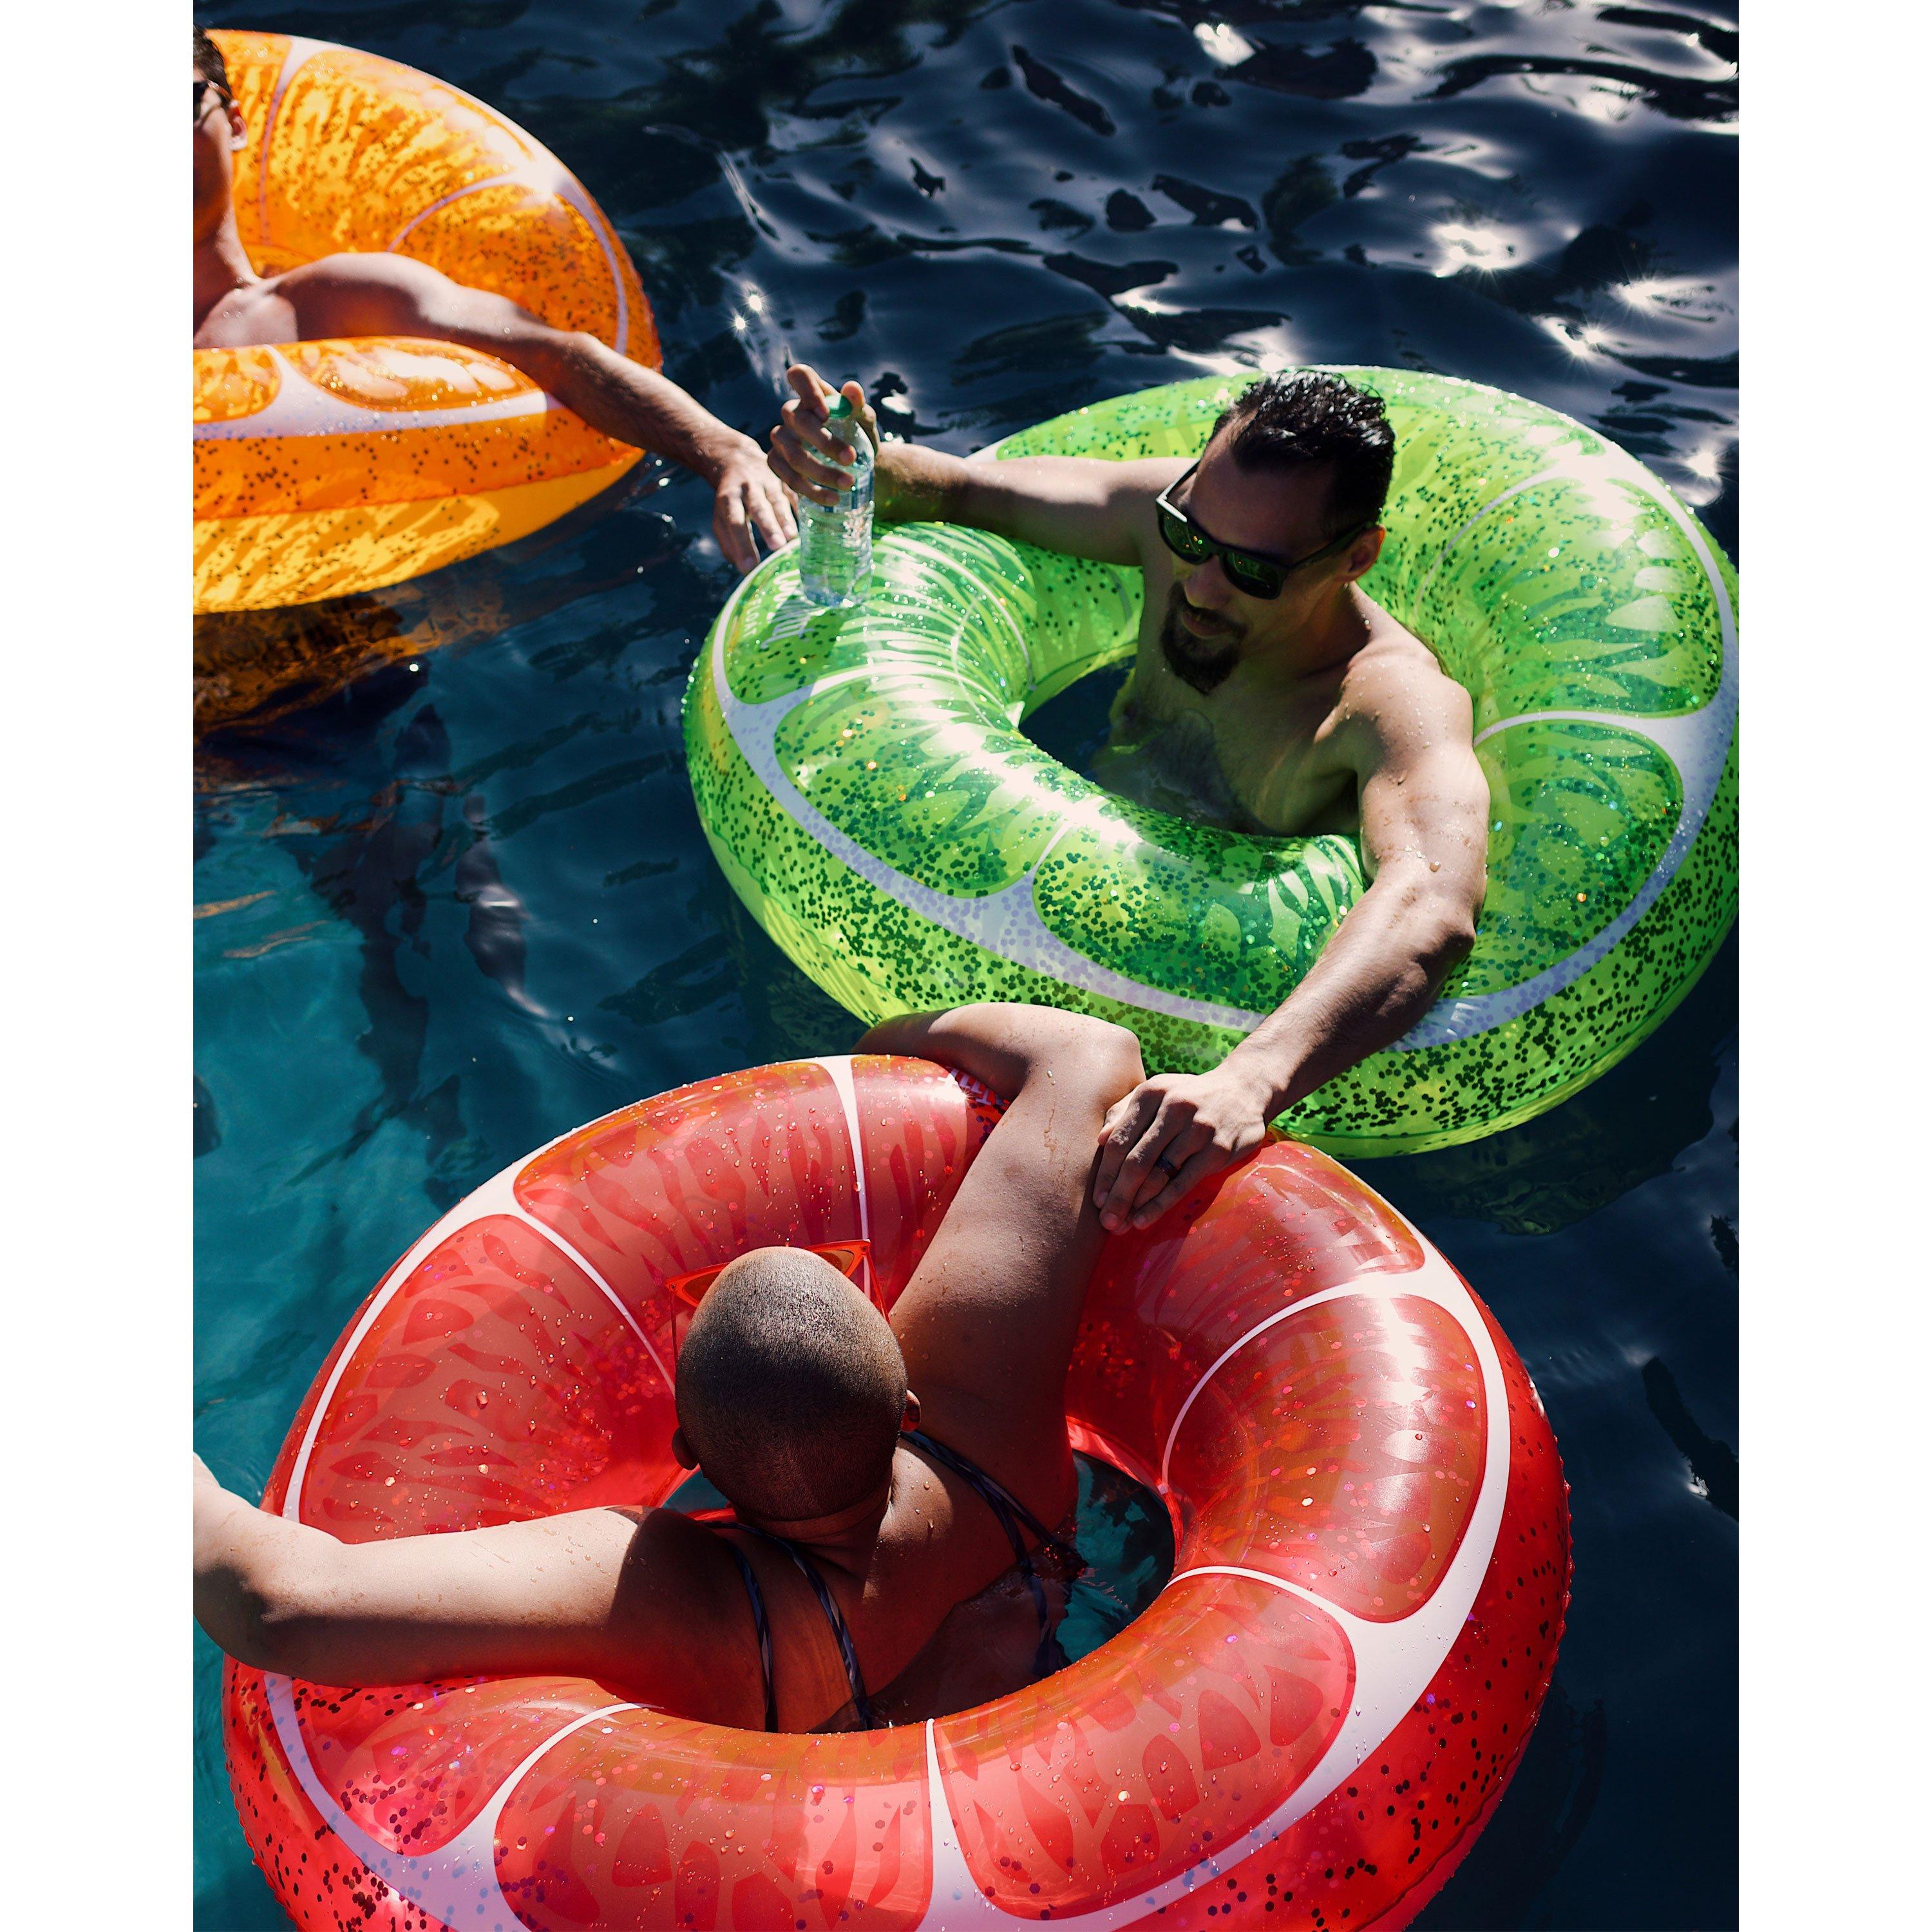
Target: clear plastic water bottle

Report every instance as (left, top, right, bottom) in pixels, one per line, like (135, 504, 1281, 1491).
(797, 393, 874, 608)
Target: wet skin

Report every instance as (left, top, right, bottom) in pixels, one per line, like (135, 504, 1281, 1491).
(193, 1004, 1144, 1732)
(191, 60, 794, 573)
(770, 366, 1490, 1229)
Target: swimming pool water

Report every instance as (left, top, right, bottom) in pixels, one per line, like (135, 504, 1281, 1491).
(193, 2, 1737, 1924)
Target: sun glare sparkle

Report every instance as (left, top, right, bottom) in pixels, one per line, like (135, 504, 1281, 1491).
(1433, 222, 1517, 275)
(1194, 22, 1256, 65)
(1537, 316, 1602, 360)
(1615, 276, 1720, 319)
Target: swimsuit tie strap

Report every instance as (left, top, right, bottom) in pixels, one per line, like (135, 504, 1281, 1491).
(737, 1525, 876, 1730)
(721, 1539, 779, 1733)
(901, 1429, 1082, 1566)
(901, 1429, 1085, 1672)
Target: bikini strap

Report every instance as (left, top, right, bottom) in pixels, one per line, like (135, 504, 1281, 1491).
(901, 1428, 1085, 1673)
(720, 1538, 779, 1734)
(902, 1429, 1081, 1567)
(737, 1525, 876, 1730)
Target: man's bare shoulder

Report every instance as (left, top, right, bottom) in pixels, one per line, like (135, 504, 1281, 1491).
(1335, 600, 1473, 743)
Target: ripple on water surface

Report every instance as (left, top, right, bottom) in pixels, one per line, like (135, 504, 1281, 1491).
(193, 2, 1736, 1926)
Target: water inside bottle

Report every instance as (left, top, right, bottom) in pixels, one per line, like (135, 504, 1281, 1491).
(797, 397, 875, 609)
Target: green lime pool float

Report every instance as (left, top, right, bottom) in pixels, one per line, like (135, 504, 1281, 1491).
(684, 369, 1738, 1158)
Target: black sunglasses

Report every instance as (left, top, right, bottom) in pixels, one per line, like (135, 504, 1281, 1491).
(194, 77, 231, 123)
(1155, 461, 1374, 599)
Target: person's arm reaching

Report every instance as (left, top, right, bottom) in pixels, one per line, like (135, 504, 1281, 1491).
(857, 1004, 1144, 1526)
(194, 1453, 640, 1687)
(298, 254, 795, 573)
(1092, 661, 1488, 1231)
(768, 363, 1179, 566)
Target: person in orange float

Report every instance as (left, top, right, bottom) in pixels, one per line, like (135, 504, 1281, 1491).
(195, 1002, 1146, 1732)
(193, 27, 795, 574)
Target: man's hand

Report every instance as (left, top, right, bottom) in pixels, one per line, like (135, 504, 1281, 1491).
(1093, 1065, 1274, 1233)
(770, 364, 879, 507)
(707, 439, 797, 574)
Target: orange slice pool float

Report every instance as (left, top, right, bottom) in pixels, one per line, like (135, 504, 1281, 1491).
(194, 30, 661, 614)
(223, 1056, 1569, 1929)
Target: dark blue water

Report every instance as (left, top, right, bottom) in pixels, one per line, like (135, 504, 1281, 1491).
(193, 3, 1737, 1924)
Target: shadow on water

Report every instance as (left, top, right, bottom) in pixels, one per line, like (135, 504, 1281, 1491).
(194, 464, 677, 735)
(194, 2, 1736, 1925)
(1642, 1355, 1739, 1521)
(1376, 932, 1738, 1238)
(1426, 1676, 1609, 1929)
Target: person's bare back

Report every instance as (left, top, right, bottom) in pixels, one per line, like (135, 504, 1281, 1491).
(193, 1004, 1144, 1734)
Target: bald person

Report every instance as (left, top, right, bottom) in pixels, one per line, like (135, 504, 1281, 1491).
(194, 1002, 1142, 1731)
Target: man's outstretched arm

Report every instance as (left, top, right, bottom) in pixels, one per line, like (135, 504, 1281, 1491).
(298, 254, 795, 573)
(1093, 664, 1488, 1229)
(768, 363, 1179, 565)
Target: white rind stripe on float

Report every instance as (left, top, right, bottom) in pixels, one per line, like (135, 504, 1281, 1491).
(814, 1054, 875, 1299)
(255, 37, 329, 251)
(277, 1171, 509, 1524)
(1158, 1280, 1365, 1492)
(387, 169, 527, 252)
(383, 157, 632, 359)
(554, 171, 633, 358)
(923, 1718, 1003, 1926)
(194, 345, 559, 442)
(265, 1673, 639, 1932)
(913, 1243, 1511, 1931)
(1394, 475, 1736, 1048)
(279, 1135, 670, 1523)
(709, 588, 1271, 1036)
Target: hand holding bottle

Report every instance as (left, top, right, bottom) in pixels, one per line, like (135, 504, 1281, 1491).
(772, 364, 876, 607)
(770, 365, 880, 506)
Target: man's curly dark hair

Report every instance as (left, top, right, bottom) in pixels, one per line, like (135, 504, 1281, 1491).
(193, 26, 229, 94)
(1211, 370, 1396, 536)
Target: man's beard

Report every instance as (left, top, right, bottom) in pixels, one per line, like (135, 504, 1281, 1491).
(1160, 587, 1242, 695)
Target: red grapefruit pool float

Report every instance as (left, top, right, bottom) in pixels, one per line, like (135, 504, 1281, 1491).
(223, 1054, 1569, 1930)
